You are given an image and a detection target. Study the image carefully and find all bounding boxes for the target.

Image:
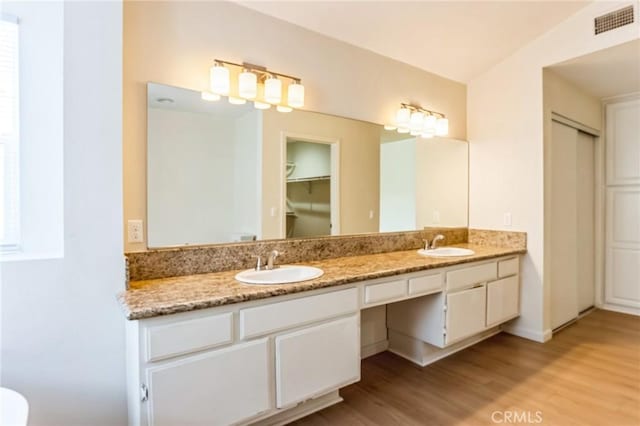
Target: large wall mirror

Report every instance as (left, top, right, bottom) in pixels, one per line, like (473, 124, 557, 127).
(147, 82, 468, 248)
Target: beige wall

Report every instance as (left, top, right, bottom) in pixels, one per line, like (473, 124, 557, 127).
(123, 1, 466, 252)
(468, 1, 636, 341)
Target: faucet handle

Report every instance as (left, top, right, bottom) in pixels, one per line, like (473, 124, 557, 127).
(422, 239, 430, 250)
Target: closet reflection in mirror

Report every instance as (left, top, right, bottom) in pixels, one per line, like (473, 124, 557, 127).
(147, 82, 468, 248)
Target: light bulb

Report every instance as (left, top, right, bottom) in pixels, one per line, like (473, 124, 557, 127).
(228, 96, 246, 105)
(436, 117, 449, 136)
(277, 105, 293, 113)
(287, 82, 305, 108)
(238, 70, 257, 99)
(384, 125, 397, 131)
(201, 91, 221, 101)
(396, 107, 410, 127)
(210, 63, 230, 95)
(397, 127, 410, 134)
(410, 111, 425, 132)
(254, 101, 271, 110)
(264, 76, 282, 104)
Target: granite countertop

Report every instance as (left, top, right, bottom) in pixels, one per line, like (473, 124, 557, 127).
(118, 243, 526, 320)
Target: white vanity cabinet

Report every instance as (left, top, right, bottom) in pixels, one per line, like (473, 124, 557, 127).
(126, 287, 361, 426)
(144, 339, 271, 426)
(387, 256, 521, 352)
(275, 315, 360, 408)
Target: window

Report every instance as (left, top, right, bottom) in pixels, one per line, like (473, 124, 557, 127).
(0, 15, 19, 251)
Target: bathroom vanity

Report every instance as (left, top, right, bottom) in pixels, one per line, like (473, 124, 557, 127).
(121, 242, 523, 426)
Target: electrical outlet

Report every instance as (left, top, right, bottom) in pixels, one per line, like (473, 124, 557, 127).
(503, 212, 512, 227)
(369, 210, 374, 219)
(128, 219, 144, 243)
(433, 210, 441, 224)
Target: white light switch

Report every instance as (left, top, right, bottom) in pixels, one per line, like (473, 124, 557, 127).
(270, 207, 277, 217)
(369, 210, 374, 219)
(503, 212, 512, 227)
(128, 219, 144, 243)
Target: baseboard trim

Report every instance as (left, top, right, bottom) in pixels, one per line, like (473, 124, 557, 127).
(502, 325, 552, 343)
(361, 340, 389, 359)
(253, 391, 342, 426)
(601, 303, 640, 316)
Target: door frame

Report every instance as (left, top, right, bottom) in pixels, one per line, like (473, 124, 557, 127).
(279, 132, 341, 239)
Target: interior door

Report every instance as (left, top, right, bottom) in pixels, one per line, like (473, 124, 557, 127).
(576, 130, 596, 312)
(550, 120, 597, 329)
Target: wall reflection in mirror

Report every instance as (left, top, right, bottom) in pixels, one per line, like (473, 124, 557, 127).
(147, 82, 468, 248)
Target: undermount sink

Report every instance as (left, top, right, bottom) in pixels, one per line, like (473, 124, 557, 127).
(418, 247, 475, 257)
(235, 265, 324, 285)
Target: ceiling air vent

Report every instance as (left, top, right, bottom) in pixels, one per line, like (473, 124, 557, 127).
(595, 5, 635, 35)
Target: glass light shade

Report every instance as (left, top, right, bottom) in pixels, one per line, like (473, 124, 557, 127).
(210, 64, 230, 95)
(421, 131, 435, 139)
(254, 101, 271, 110)
(287, 82, 305, 108)
(384, 125, 397, 131)
(395, 107, 410, 126)
(201, 91, 221, 102)
(238, 71, 257, 99)
(410, 111, 425, 131)
(397, 127, 410, 134)
(276, 105, 293, 113)
(423, 115, 437, 133)
(228, 96, 246, 105)
(436, 118, 449, 136)
(264, 77, 282, 104)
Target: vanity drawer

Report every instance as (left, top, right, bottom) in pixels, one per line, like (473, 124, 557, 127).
(409, 272, 443, 296)
(240, 288, 358, 340)
(364, 279, 407, 305)
(498, 257, 519, 278)
(146, 312, 233, 362)
(446, 262, 497, 292)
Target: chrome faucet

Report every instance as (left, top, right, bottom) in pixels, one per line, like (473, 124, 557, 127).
(424, 234, 445, 250)
(266, 250, 280, 270)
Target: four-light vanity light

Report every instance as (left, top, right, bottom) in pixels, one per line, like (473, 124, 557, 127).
(385, 104, 449, 138)
(202, 59, 305, 113)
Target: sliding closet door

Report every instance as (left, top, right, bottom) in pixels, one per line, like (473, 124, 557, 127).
(550, 120, 596, 330)
(576, 131, 596, 312)
(550, 120, 579, 330)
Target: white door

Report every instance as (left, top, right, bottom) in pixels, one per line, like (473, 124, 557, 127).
(445, 286, 486, 345)
(550, 120, 597, 329)
(275, 315, 360, 408)
(605, 99, 640, 314)
(145, 339, 271, 426)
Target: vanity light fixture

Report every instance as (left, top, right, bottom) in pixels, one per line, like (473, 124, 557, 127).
(209, 59, 305, 112)
(387, 103, 449, 138)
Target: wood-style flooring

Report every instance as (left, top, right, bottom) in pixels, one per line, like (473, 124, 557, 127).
(292, 309, 640, 426)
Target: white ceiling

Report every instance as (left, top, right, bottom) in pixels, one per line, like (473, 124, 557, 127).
(238, 1, 591, 83)
(548, 39, 640, 99)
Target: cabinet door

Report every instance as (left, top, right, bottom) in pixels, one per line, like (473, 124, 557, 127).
(486, 276, 519, 327)
(445, 286, 486, 345)
(145, 339, 271, 426)
(275, 315, 360, 408)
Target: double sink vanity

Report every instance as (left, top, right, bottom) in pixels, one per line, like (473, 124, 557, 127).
(119, 229, 526, 426)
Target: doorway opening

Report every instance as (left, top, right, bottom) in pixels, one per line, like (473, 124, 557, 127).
(281, 135, 339, 239)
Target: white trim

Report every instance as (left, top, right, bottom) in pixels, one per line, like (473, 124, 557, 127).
(280, 132, 341, 238)
(551, 112, 600, 137)
(601, 303, 640, 316)
(360, 339, 388, 359)
(502, 325, 553, 343)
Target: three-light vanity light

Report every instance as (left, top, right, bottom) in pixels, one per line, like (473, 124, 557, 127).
(202, 59, 304, 113)
(385, 104, 449, 138)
